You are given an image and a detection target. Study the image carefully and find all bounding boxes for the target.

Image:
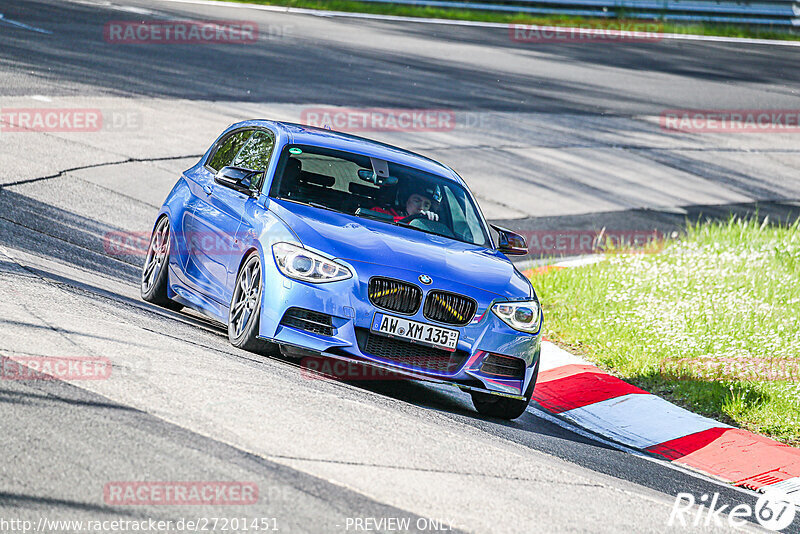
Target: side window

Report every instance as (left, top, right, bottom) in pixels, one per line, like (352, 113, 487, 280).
(233, 131, 275, 190)
(233, 131, 274, 172)
(207, 130, 252, 172)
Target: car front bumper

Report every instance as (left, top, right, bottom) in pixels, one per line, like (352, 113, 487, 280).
(257, 255, 541, 399)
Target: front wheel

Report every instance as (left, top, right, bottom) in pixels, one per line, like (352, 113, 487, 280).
(472, 360, 539, 420)
(228, 252, 277, 355)
(471, 391, 530, 420)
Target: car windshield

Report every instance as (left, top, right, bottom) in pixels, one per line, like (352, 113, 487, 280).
(269, 144, 491, 247)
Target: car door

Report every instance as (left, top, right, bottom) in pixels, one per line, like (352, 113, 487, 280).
(224, 129, 276, 299)
(182, 129, 274, 306)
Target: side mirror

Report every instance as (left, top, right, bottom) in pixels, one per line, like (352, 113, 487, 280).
(491, 224, 528, 256)
(215, 166, 263, 197)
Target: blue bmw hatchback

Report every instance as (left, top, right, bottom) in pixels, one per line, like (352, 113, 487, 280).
(142, 120, 542, 419)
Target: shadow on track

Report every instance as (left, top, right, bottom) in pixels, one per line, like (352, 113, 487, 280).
(4, 0, 799, 111)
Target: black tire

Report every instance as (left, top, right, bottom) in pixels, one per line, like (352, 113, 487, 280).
(471, 362, 539, 420)
(141, 216, 183, 311)
(228, 252, 278, 355)
(471, 391, 531, 420)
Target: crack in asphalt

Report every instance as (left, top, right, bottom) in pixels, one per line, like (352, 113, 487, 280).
(0, 154, 202, 189)
(5, 142, 795, 193)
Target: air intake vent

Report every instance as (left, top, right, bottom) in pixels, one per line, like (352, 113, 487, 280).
(280, 308, 333, 336)
(356, 329, 468, 375)
(480, 353, 526, 379)
(423, 291, 477, 326)
(368, 277, 421, 315)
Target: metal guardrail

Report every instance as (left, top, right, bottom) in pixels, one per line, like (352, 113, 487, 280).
(358, 0, 800, 25)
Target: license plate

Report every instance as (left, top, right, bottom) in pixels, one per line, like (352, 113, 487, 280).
(371, 313, 459, 352)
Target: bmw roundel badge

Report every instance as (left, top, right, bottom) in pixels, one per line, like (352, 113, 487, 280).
(419, 274, 432, 285)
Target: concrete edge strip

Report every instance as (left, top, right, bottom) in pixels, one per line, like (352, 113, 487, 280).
(535, 340, 800, 503)
(149, 0, 800, 48)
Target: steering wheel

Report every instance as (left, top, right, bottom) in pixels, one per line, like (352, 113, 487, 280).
(400, 213, 456, 239)
(398, 213, 427, 224)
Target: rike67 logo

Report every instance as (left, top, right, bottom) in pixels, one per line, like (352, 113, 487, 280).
(669, 490, 796, 531)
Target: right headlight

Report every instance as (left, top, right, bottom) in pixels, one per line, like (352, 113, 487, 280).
(492, 300, 541, 334)
(272, 242, 352, 283)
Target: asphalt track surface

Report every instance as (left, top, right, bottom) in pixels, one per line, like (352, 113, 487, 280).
(1, 0, 799, 532)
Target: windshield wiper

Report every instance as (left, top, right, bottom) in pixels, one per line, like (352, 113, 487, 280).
(278, 197, 339, 213)
(392, 219, 441, 237)
(308, 201, 335, 211)
(354, 208, 392, 222)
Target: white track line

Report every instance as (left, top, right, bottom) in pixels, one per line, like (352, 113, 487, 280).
(148, 0, 800, 47)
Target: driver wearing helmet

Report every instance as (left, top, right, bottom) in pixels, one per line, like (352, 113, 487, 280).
(372, 183, 439, 222)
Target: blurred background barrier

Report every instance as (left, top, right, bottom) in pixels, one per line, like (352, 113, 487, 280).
(357, 0, 800, 26)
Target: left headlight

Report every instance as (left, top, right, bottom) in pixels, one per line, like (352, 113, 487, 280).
(272, 242, 352, 283)
(492, 300, 541, 334)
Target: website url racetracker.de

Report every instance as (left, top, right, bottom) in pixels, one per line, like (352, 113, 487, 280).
(0, 517, 279, 533)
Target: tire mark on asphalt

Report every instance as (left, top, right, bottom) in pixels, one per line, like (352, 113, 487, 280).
(410, 143, 800, 152)
(0, 214, 140, 268)
(0, 250, 99, 357)
(258, 454, 606, 486)
(639, 148, 794, 199)
(2, 247, 596, 492)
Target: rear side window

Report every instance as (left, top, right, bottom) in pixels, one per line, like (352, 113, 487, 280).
(207, 130, 251, 171)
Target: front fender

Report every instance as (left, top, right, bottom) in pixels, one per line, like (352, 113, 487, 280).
(235, 199, 300, 332)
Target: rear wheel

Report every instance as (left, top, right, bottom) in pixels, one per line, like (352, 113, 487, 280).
(228, 252, 277, 355)
(141, 216, 183, 311)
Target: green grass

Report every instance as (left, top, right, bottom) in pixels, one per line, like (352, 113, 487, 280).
(530, 217, 800, 445)
(226, 0, 800, 41)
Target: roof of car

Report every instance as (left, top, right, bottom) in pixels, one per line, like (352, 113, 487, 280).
(234, 120, 462, 183)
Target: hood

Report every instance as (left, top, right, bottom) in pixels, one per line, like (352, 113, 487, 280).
(269, 199, 532, 300)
